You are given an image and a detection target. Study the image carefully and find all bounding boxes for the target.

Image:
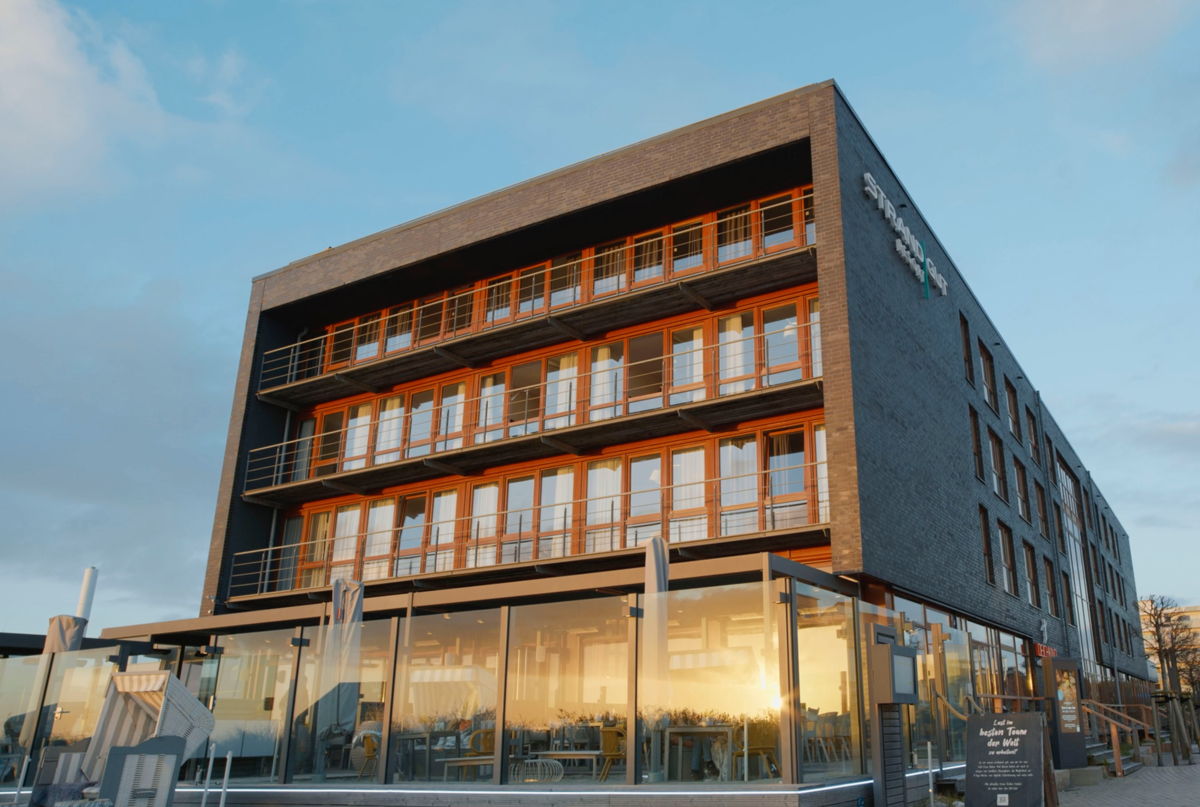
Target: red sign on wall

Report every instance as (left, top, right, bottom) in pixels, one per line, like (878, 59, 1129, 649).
(1034, 643, 1058, 658)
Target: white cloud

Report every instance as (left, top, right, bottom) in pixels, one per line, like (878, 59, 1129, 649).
(190, 47, 265, 119)
(0, 0, 167, 202)
(1009, 0, 1192, 71)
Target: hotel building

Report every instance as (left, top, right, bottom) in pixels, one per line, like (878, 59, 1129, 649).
(61, 80, 1150, 796)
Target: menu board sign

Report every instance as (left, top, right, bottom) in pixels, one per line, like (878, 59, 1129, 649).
(1056, 667, 1081, 734)
(966, 712, 1045, 807)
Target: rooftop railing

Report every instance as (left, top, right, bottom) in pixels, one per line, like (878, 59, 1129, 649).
(258, 190, 815, 392)
(245, 325, 823, 492)
(229, 460, 830, 598)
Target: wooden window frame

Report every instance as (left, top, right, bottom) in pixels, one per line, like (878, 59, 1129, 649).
(969, 406, 985, 480)
(988, 429, 1008, 500)
(979, 506, 996, 585)
(1023, 542, 1040, 608)
(1004, 378, 1021, 438)
(960, 314, 975, 385)
(997, 520, 1017, 596)
(283, 412, 826, 582)
(291, 288, 818, 476)
(978, 340, 998, 412)
(1014, 459, 1030, 522)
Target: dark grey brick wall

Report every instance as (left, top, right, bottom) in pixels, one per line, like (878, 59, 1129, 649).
(832, 90, 1146, 677)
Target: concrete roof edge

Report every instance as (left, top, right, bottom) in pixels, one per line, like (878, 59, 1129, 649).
(251, 79, 836, 285)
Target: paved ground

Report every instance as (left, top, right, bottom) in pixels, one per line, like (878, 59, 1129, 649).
(1058, 764, 1200, 807)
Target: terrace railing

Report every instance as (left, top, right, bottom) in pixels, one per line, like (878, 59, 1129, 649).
(258, 191, 815, 392)
(245, 326, 822, 492)
(229, 460, 829, 598)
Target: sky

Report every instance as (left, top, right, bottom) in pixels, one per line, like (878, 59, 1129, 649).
(0, 0, 1197, 636)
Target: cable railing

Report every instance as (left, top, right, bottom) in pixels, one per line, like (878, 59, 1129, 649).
(258, 190, 816, 392)
(229, 460, 830, 598)
(245, 325, 823, 492)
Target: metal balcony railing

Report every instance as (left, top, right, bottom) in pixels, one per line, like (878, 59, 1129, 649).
(245, 326, 823, 492)
(258, 191, 816, 392)
(229, 460, 830, 598)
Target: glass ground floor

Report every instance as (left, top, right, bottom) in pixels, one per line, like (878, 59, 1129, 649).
(0, 554, 1151, 791)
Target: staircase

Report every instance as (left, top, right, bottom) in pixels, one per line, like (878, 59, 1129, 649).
(1086, 740, 1143, 777)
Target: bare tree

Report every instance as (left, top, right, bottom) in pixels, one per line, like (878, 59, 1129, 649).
(1140, 595, 1199, 692)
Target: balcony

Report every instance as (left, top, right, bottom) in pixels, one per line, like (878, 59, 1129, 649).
(229, 460, 830, 600)
(258, 190, 817, 407)
(244, 325, 824, 504)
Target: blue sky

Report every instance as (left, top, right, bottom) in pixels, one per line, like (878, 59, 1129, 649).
(1, 0, 1197, 635)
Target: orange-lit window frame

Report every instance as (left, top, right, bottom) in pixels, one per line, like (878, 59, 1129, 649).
(309, 186, 812, 376)
(292, 286, 820, 477)
(281, 410, 825, 587)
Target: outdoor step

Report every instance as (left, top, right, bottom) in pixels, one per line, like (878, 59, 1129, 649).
(1111, 759, 1144, 776)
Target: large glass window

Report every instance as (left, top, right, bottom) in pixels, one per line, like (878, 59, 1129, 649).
(639, 582, 780, 784)
(549, 254, 581, 307)
(589, 343, 624, 421)
(406, 390, 435, 458)
(485, 278, 512, 324)
(717, 313, 754, 395)
(766, 430, 807, 530)
(330, 505, 361, 582)
(436, 382, 466, 451)
(466, 483, 499, 568)
(627, 453, 662, 547)
(203, 629, 295, 782)
(760, 194, 795, 249)
(363, 500, 395, 580)
(290, 619, 391, 781)
(354, 314, 381, 363)
(762, 304, 801, 385)
(28, 648, 119, 776)
(795, 582, 859, 782)
(669, 447, 706, 542)
(0, 654, 50, 782)
(374, 396, 405, 464)
(517, 267, 546, 316)
(508, 361, 542, 436)
(426, 490, 458, 573)
(670, 222, 703, 273)
(628, 333, 664, 413)
(390, 609, 501, 784)
(300, 511, 332, 589)
(385, 305, 413, 353)
(502, 476, 536, 564)
(539, 466, 574, 559)
(593, 241, 627, 296)
(395, 495, 426, 577)
(477, 374, 505, 443)
(719, 436, 758, 536)
(544, 354, 578, 429)
(506, 598, 629, 784)
(669, 326, 705, 404)
(716, 205, 752, 262)
(343, 404, 373, 471)
(586, 458, 623, 553)
(633, 233, 664, 283)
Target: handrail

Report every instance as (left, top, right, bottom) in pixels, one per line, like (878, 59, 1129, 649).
(933, 691, 974, 723)
(258, 191, 816, 391)
(1082, 699, 1150, 731)
(229, 459, 830, 597)
(973, 693, 1050, 713)
(1081, 702, 1142, 776)
(245, 325, 822, 491)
